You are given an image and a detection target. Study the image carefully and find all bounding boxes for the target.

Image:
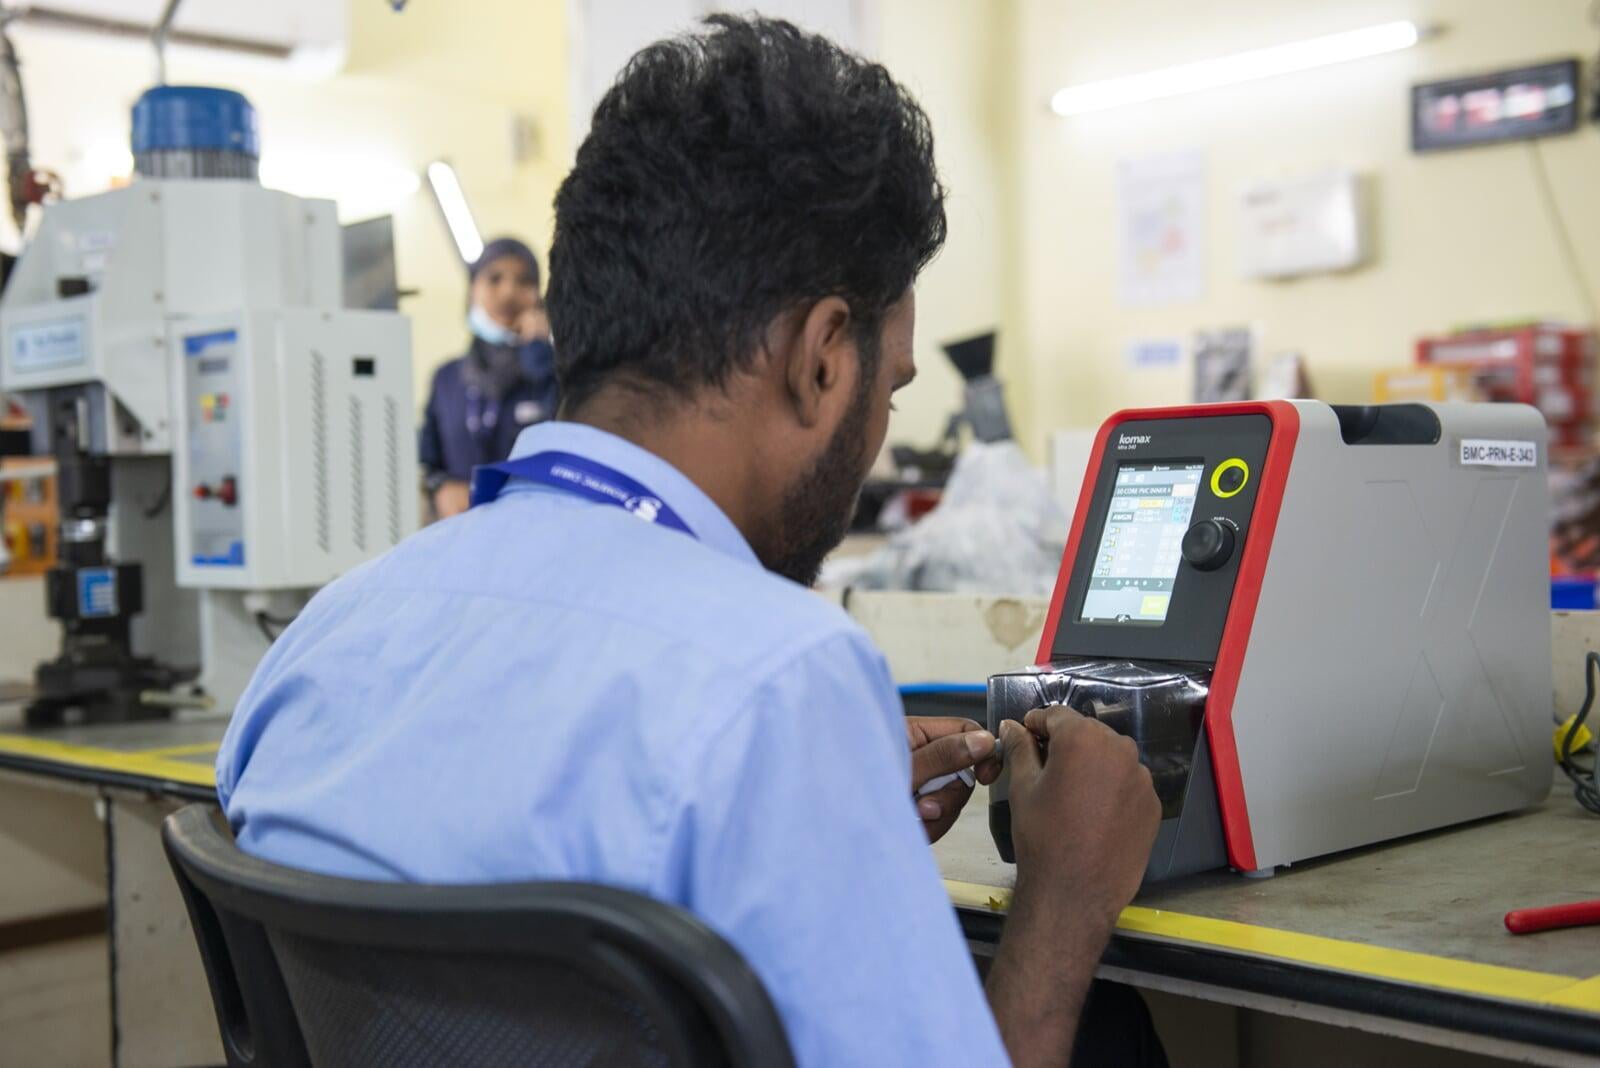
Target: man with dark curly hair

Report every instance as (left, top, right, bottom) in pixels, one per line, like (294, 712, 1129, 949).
(218, 15, 1162, 1066)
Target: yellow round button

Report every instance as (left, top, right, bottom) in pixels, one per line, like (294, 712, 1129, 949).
(1211, 458, 1250, 498)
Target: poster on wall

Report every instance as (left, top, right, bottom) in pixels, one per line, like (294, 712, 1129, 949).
(1117, 149, 1207, 307)
(1193, 327, 1253, 404)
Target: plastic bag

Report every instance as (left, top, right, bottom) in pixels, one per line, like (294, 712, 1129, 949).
(987, 659, 1211, 821)
(821, 441, 1066, 594)
(986, 659, 1217, 874)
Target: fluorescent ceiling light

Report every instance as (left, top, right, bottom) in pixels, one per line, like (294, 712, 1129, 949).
(426, 160, 484, 264)
(1051, 20, 1422, 116)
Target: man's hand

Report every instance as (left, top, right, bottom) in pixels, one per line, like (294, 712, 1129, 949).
(986, 708, 1162, 1068)
(432, 480, 471, 519)
(905, 716, 1000, 843)
(1001, 707, 1160, 925)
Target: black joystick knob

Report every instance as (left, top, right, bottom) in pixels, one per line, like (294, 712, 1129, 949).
(1182, 519, 1235, 572)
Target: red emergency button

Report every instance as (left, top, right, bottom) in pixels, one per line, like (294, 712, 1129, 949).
(193, 484, 212, 500)
(218, 476, 238, 507)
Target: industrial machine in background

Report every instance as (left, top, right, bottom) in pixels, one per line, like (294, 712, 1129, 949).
(989, 400, 1552, 879)
(0, 85, 415, 726)
(940, 331, 1012, 446)
(888, 329, 1015, 486)
(854, 331, 1014, 531)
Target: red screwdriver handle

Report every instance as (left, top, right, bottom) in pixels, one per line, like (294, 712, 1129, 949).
(1505, 900, 1600, 934)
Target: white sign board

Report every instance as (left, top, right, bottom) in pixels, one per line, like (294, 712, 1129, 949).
(7, 317, 88, 374)
(1238, 169, 1366, 279)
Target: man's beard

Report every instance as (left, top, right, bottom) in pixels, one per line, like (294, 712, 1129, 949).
(760, 380, 873, 587)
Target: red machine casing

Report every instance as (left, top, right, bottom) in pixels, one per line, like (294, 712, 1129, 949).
(1034, 401, 1302, 873)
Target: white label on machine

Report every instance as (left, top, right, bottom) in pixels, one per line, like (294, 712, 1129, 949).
(8, 317, 88, 372)
(79, 230, 115, 276)
(1459, 439, 1538, 467)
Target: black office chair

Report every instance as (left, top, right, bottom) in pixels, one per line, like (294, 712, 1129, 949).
(161, 805, 795, 1067)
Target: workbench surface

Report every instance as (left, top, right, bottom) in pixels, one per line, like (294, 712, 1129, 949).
(0, 706, 223, 800)
(938, 782, 1600, 1058)
(2, 708, 1597, 1059)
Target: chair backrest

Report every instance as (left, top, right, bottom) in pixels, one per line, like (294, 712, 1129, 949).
(161, 805, 796, 1068)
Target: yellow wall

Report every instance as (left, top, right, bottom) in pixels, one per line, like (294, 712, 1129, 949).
(10, 0, 569, 409)
(877, 0, 1022, 451)
(1010, 0, 1600, 452)
(10, 0, 998, 438)
(24, 1, 1588, 460)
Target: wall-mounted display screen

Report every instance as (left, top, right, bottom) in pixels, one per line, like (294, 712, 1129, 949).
(1079, 462, 1202, 625)
(1412, 59, 1579, 153)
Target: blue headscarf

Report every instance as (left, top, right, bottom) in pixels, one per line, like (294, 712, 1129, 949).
(470, 236, 541, 286)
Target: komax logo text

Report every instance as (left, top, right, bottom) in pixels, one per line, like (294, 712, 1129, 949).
(1116, 434, 1152, 450)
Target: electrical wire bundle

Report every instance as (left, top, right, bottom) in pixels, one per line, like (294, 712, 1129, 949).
(1559, 651, 1600, 815)
(255, 611, 297, 645)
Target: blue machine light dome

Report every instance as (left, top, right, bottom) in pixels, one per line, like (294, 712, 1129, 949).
(131, 86, 260, 181)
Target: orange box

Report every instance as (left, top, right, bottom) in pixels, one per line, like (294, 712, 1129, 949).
(1373, 366, 1481, 403)
(1, 458, 57, 576)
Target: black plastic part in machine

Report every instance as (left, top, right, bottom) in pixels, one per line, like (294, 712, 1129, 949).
(986, 660, 1227, 883)
(22, 394, 194, 727)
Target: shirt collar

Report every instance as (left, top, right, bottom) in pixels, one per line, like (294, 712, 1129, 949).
(504, 421, 760, 567)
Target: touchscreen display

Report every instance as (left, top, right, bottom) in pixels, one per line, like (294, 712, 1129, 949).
(1078, 462, 1202, 624)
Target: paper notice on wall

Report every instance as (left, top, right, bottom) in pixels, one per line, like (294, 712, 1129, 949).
(1117, 149, 1207, 307)
(1125, 338, 1184, 369)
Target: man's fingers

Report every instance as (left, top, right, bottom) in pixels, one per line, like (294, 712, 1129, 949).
(911, 729, 994, 789)
(1025, 703, 1086, 736)
(909, 716, 984, 742)
(916, 779, 973, 822)
(975, 752, 1004, 786)
(998, 719, 1041, 782)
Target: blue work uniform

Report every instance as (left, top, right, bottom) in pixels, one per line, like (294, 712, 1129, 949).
(216, 420, 1010, 1067)
(418, 337, 560, 482)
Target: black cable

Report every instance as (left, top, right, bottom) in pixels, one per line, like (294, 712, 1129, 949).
(141, 474, 171, 519)
(1559, 651, 1600, 815)
(255, 612, 281, 645)
(1527, 140, 1600, 327)
(1593, 1, 1600, 125)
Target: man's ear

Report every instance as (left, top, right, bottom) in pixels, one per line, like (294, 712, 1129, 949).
(784, 296, 854, 429)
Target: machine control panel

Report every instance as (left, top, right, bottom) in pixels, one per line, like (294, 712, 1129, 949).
(1053, 413, 1275, 664)
(1181, 517, 1236, 572)
(181, 330, 245, 567)
(1079, 461, 1201, 625)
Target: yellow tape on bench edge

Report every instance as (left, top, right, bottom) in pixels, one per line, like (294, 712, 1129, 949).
(944, 879, 1599, 1013)
(0, 734, 216, 788)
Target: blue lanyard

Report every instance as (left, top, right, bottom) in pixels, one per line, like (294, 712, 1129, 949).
(469, 450, 695, 538)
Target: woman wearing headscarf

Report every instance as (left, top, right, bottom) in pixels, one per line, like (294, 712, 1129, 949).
(419, 237, 560, 518)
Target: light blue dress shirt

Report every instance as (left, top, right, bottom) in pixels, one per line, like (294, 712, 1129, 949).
(217, 420, 1010, 1067)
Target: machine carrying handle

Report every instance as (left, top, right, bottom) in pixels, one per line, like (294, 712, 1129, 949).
(1504, 899, 1600, 934)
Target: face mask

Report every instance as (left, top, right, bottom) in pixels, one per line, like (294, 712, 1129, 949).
(468, 303, 520, 347)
